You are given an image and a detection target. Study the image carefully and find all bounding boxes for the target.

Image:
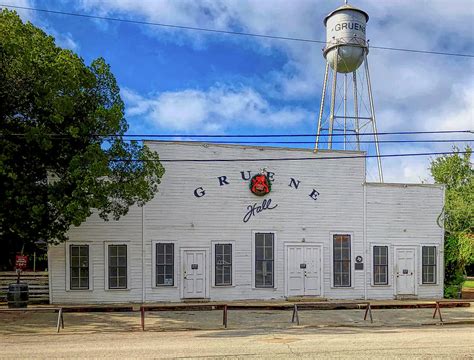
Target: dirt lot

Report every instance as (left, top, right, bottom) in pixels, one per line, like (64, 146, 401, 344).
(0, 306, 473, 359)
(1, 324, 474, 359)
(0, 306, 473, 334)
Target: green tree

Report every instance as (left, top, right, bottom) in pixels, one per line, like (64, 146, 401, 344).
(430, 147, 474, 296)
(0, 10, 165, 268)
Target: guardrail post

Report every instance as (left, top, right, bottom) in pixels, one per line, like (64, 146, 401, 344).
(291, 304, 300, 325)
(363, 303, 373, 323)
(432, 301, 443, 323)
(223, 305, 228, 328)
(56, 308, 64, 333)
(141, 306, 145, 331)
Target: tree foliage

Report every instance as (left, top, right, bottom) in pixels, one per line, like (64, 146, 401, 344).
(430, 147, 473, 288)
(0, 10, 165, 261)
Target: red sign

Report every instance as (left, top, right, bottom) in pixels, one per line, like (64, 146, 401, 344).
(15, 255, 28, 270)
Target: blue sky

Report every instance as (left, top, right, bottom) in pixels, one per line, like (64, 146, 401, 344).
(5, 0, 474, 182)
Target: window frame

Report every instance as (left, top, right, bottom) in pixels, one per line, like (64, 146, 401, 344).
(330, 232, 353, 288)
(253, 232, 276, 289)
(372, 245, 389, 286)
(211, 241, 235, 287)
(251, 231, 277, 289)
(104, 242, 130, 291)
(421, 245, 437, 285)
(152, 241, 177, 288)
(65, 243, 93, 291)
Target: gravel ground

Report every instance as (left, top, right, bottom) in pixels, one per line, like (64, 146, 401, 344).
(0, 307, 472, 359)
(1, 325, 473, 359)
(0, 307, 473, 334)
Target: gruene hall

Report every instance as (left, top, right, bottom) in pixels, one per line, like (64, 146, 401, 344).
(48, 142, 444, 304)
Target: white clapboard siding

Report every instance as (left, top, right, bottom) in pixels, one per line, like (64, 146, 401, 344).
(49, 205, 144, 304)
(141, 143, 365, 302)
(49, 142, 444, 303)
(365, 183, 444, 299)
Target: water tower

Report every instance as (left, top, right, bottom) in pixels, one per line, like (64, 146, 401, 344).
(314, 1, 383, 182)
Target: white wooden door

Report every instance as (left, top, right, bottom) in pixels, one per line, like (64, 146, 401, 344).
(303, 246, 321, 295)
(287, 246, 321, 296)
(396, 249, 416, 295)
(182, 250, 207, 298)
(287, 246, 305, 296)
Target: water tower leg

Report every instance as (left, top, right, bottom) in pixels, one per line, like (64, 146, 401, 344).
(315, 61, 330, 151)
(343, 73, 347, 151)
(352, 71, 360, 151)
(328, 49, 339, 150)
(363, 52, 384, 182)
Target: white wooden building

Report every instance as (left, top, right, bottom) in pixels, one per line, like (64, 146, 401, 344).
(48, 142, 445, 304)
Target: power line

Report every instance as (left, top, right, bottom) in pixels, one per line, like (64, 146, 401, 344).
(111, 150, 469, 163)
(367, 45, 474, 58)
(2, 4, 473, 59)
(139, 139, 474, 144)
(1, 130, 472, 138)
(100, 130, 474, 137)
(123, 130, 474, 139)
(1, 136, 472, 145)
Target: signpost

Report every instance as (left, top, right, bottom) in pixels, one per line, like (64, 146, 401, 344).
(7, 254, 29, 308)
(15, 255, 28, 283)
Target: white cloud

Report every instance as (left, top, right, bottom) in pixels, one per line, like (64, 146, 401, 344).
(76, 0, 327, 98)
(427, 85, 474, 132)
(52, 31, 80, 51)
(122, 86, 311, 132)
(4, 0, 472, 182)
(3, 1, 80, 51)
(3, 0, 36, 23)
(77, 0, 473, 182)
(381, 156, 433, 184)
(74, 0, 474, 97)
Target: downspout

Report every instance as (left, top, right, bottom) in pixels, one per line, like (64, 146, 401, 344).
(363, 183, 368, 300)
(441, 185, 446, 297)
(142, 205, 145, 304)
(47, 244, 52, 304)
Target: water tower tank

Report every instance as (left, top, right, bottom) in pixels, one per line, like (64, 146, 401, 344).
(323, 4, 369, 73)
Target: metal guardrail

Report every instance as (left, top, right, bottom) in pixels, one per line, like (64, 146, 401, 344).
(0, 301, 469, 333)
(139, 301, 472, 330)
(290, 302, 373, 326)
(140, 302, 374, 330)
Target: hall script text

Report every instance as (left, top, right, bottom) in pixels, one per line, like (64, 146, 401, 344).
(243, 198, 278, 223)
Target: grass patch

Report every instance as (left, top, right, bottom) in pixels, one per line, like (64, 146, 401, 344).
(463, 280, 474, 288)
